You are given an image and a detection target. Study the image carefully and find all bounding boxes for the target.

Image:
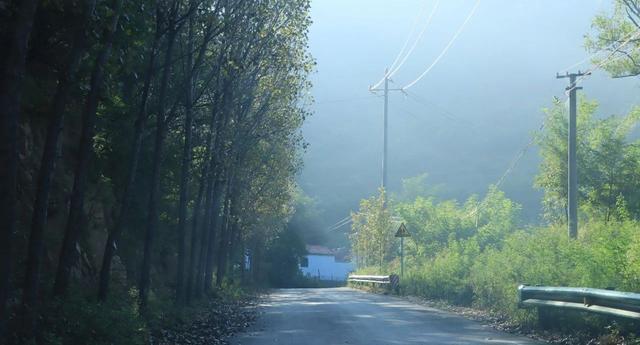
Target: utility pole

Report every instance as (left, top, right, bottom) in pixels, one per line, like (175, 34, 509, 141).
(400, 236, 404, 277)
(370, 69, 404, 195)
(556, 71, 587, 239)
(383, 71, 389, 191)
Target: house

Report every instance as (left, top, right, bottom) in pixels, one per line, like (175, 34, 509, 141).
(299, 245, 355, 281)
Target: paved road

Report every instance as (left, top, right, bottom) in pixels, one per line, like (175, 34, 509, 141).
(231, 288, 543, 345)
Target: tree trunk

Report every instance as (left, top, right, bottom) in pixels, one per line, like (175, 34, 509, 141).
(215, 177, 235, 287)
(21, 0, 95, 336)
(186, 167, 205, 303)
(139, 27, 177, 311)
(175, 17, 195, 305)
(195, 175, 216, 296)
(186, 105, 218, 302)
(53, 0, 123, 298)
(204, 180, 225, 291)
(97, 19, 162, 301)
(0, 0, 39, 337)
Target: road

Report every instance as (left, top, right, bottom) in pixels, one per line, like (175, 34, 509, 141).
(231, 288, 543, 345)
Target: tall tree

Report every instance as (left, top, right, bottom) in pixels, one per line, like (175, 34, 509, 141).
(0, 0, 39, 338)
(21, 0, 96, 336)
(53, 0, 124, 298)
(98, 4, 163, 301)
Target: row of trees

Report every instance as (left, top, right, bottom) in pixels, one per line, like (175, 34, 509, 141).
(0, 0, 312, 342)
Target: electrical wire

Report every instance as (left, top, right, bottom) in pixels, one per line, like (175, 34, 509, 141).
(387, 0, 441, 79)
(328, 219, 353, 232)
(402, 0, 481, 90)
(314, 95, 380, 106)
(404, 91, 481, 133)
(560, 29, 640, 72)
(467, 32, 640, 219)
(371, 0, 439, 90)
(566, 29, 640, 94)
(327, 216, 352, 231)
(386, 3, 429, 75)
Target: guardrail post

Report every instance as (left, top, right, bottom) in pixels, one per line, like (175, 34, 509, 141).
(537, 306, 553, 329)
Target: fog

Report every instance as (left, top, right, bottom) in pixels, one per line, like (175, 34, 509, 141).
(298, 0, 640, 242)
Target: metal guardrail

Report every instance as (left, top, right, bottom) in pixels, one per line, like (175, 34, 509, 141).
(518, 285, 640, 320)
(348, 274, 399, 289)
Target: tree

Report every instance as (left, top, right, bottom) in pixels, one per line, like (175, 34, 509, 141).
(22, 0, 96, 335)
(0, 0, 39, 337)
(535, 96, 640, 223)
(586, 0, 640, 78)
(350, 189, 393, 270)
(0, 0, 313, 340)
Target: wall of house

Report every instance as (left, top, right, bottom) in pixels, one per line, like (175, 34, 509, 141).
(300, 254, 355, 281)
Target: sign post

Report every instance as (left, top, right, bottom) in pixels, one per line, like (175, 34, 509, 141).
(395, 223, 411, 277)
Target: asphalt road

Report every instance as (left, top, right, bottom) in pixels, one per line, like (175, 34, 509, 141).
(231, 288, 543, 345)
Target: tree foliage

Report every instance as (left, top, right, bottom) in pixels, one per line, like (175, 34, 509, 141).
(350, 189, 394, 270)
(535, 97, 640, 223)
(0, 0, 313, 342)
(586, 0, 640, 78)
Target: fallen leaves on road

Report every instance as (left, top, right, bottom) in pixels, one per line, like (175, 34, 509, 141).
(150, 295, 259, 345)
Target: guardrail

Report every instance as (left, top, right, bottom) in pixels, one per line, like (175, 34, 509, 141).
(518, 285, 640, 320)
(348, 274, 399, 290)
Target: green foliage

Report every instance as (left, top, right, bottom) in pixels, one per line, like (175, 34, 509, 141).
(353, 168, 640, 334)
(265, 227, 308, 287)
(287, 188, 326, 245)
(350, 189, 394, 269)
(535, 97, 640, 223)
(402, 238, 479, 305)
(6, 0, 315, 342)
(470, 221, 640, 324)
(585, 0, 640, 78)
(391, 186, 519, 304)
(395, 173, 442, 202)
(42, 288, 146, 345)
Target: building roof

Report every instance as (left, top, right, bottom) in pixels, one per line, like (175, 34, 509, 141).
(305, 245, 334, 256)
(333, 247, 351, 263)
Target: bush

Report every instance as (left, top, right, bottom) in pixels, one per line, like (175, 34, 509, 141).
(41, 288, 146, 345)
(402, 238, 478, 305)
(389, 220, 640, 330)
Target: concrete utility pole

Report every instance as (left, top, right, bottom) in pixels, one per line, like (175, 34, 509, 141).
(383, 72, 389, 190)
(556, 71, 587, 239)
(370, 69, 404, 194)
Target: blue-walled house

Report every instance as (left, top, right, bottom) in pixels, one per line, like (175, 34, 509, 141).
(299, 245, 354, 281)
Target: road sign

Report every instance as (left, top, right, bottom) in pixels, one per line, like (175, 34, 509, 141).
(395, 223, 410, 278)
(395, 223, 411, 238)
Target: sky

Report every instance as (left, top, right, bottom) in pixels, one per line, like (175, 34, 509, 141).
(299, 0, 640, 239)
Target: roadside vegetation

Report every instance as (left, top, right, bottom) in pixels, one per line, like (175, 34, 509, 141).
(352, 99, 640, 338)
(351, 1, 640, 338)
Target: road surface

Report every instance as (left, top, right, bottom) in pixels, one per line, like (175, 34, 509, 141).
(231, 288, 543, 345)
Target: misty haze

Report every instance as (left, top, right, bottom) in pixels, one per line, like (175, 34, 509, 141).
(1, 0, 640, 344)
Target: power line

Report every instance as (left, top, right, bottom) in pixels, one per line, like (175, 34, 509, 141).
(387, 0, 441, 79)
(314, 94, 380, 106)
(560, 29, 640, 72)
(402, 0, 481, 90)
(328, 219, 352, 232)
(565, 29, 640, 94)
(404, 91, 480, 132)
(327, 216, 352, 231)
(467, 32, 640, 220)
(371, 0, 440, 90)
(386, 3, 429, 75)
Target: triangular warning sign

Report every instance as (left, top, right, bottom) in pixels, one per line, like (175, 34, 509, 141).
(395, 223, 411, 237)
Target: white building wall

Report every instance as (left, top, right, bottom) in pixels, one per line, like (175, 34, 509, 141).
(300, 254, 355, 281)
